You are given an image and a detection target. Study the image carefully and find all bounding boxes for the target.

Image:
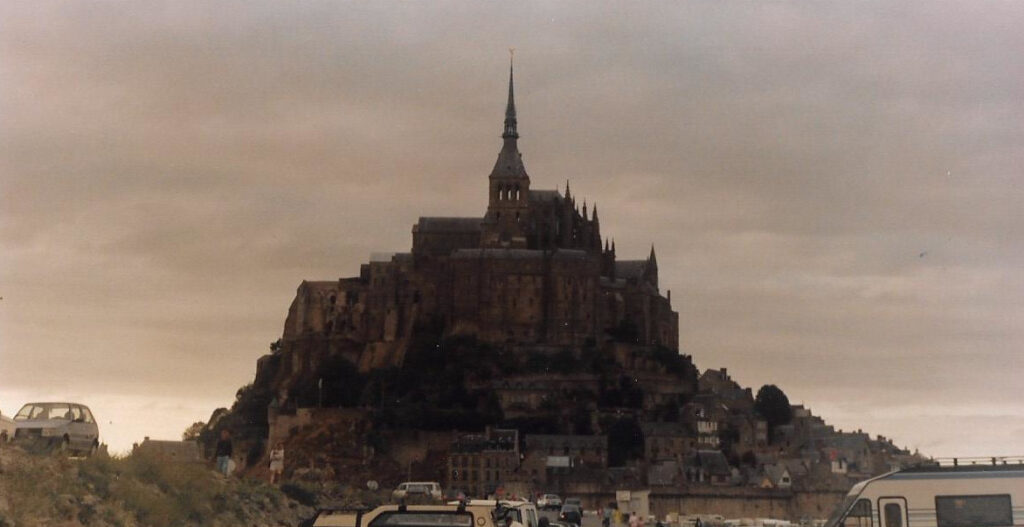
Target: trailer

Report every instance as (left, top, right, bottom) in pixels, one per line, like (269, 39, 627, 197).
(825, 456, 1024, 527)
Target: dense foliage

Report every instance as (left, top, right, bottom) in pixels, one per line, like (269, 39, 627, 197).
(754, 384, 793, 439)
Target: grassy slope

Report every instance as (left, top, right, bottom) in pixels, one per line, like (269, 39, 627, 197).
(0, 445, 316, 527)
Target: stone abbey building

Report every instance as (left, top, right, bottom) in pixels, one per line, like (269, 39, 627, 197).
(279, 61, 678, 375)
(239, 63, 918, 513)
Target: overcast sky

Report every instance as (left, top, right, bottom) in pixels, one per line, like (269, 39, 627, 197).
(2, 2, 1021, 456)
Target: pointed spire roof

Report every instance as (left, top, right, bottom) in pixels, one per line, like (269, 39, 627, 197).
(565, 180, 571, 200)
(592, 203, 599, 221)
(502, 51, 518, 141)
(648, 244, 658, 265)
(490, 50, 527, 180)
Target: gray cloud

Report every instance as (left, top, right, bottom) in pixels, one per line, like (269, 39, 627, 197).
(2, 1, 1022, 453)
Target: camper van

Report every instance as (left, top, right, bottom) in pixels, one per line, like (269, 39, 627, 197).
(825, 457, 1024, 527)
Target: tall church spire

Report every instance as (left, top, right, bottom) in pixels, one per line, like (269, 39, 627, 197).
(489, 50, 528, 181)
(503, 50, 518, 141)
(484, 51, 530, 248)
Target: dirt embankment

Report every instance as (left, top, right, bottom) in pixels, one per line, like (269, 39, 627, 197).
(0, 444, 317, 527)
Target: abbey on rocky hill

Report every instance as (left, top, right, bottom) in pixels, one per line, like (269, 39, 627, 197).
(278, 59, 677, 373)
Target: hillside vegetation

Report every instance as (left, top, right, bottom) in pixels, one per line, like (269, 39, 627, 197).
(0, 445, 318, 527)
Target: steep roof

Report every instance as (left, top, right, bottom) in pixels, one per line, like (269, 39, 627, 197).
(415, 217, 483, 233)
(529, 190, 562, 202)
(764, 463, 791, 485)
(648, 461, 680, 486)
(615, 260, 648, 279)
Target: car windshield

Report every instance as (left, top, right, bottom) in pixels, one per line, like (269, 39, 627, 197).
(14, 403, 73, 421)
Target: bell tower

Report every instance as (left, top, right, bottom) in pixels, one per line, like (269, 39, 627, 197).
(482, 51, 530, 248)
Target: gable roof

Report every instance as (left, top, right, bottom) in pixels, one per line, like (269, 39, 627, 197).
(689, 449, 732, 476)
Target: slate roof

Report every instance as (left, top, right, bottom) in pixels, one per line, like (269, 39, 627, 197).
(451, 248, 590, 261)
(648, 461, 680, 486)
(615, 260, 648, 279)
(764, 463, 791, 485)
(529, 190, 562, 202)
(415, 217, 483, 233)
(689, 449, 732, 476)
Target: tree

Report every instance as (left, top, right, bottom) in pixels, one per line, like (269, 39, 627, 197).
(182, 421, 206, 441)
(754, 384, 793, 441)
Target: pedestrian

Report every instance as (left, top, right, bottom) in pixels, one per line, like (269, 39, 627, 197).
(268, 441, 285, 484)
(629, 512, 642, 527)
(603, 507, 612, 527)
(215, 429, 233, 477)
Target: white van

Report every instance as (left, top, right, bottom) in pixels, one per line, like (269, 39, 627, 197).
(825, 457, 1024, 527)
(393, 482, 443, 502)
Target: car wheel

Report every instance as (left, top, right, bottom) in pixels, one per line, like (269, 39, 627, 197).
(88, 441, 99, 457)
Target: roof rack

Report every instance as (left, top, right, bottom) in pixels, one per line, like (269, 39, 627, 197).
(930, 456, 1024, 467)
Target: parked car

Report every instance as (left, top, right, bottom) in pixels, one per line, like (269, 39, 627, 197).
(0, 408, 15, 442)
(563, 498, 583, 512)
(392, 481, 443, 502)
(558, 505, 583, 527)
(12, 402, 99, 455)
(537, 494, 563, 510)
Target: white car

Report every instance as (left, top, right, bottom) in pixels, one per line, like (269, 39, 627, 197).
(0, 408, 15, 442)
(537, 494, 562, 510)
(13, 402, 100, 455)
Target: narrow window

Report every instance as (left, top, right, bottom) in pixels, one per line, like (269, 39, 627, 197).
(883, 504, 902, 527)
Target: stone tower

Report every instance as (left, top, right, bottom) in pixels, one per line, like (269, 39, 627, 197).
(482, 54, 531, 248)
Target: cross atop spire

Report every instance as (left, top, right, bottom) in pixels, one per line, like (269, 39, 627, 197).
(503, 49, 518, 141)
